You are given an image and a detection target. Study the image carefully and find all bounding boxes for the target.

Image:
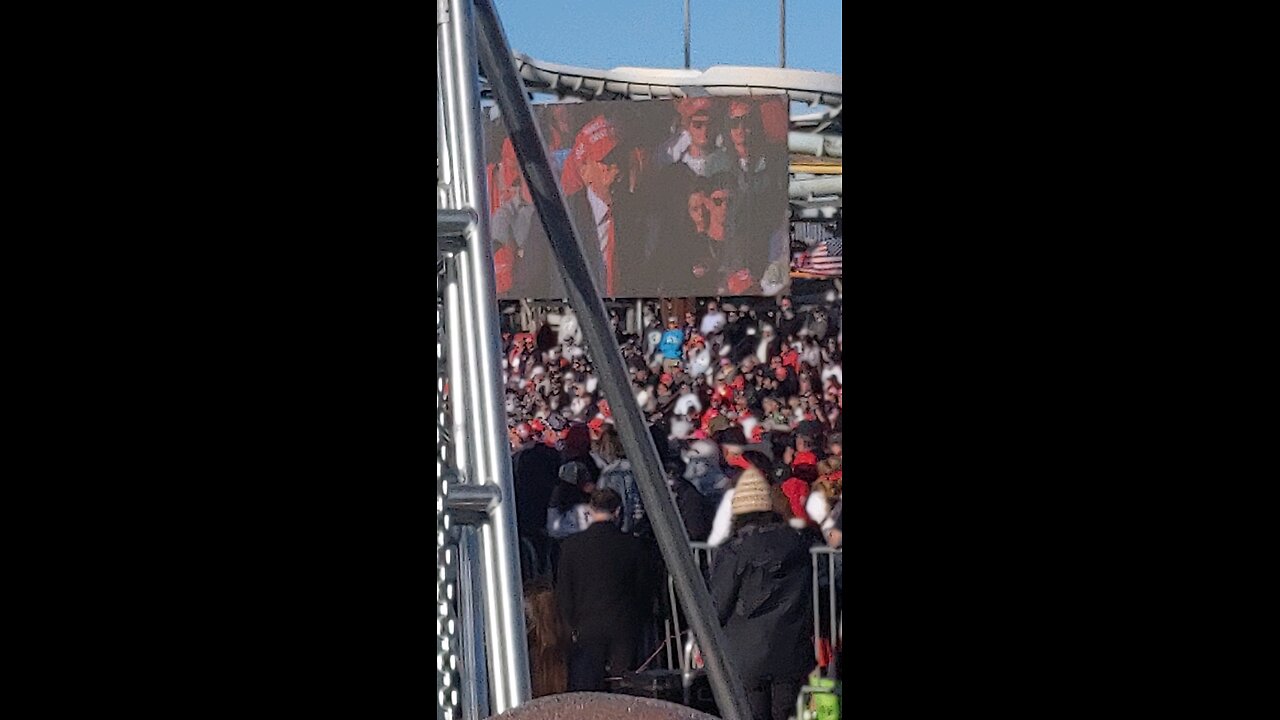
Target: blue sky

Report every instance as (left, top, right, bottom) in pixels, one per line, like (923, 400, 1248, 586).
(492, 0, 842, 75)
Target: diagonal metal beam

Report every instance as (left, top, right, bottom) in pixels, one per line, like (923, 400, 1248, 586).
(472, 1, 753, 717)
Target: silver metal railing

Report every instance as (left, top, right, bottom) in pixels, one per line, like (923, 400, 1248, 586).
(658, 542, 843, 714)
(811, 546, 843, 679)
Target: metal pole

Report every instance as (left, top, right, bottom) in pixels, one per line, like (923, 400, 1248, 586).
(458, 530, 490, 720)
(472, 2, 753, 717)
(828, 552, 838, 676)
(812, 550, 821, 670)
(439, 0, 531, 711)
(684, 0, 691, 69)
(779, 0, 786, 68)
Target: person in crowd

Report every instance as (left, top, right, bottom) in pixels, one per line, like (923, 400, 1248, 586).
(523, 576, 570, 698)
(709, 468, 818, 720)
(547, 460, 596, 540)
(594, 427, 644, 535)
(511, 422, 563, 576)
(826, 498, 843, 549)
(556, 488, 663, 692)
(781, 462, 820, 528)
(682, 437, 727, 499)
(659, 317, 685, 373)
(666, 457, 714, 542)
(699, 300, 727, 336)
(707, 431, 774, 547)
(681, 310, 698, 340)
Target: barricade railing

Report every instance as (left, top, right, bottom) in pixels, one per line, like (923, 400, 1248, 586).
(663, 542, 716, 673)
(655, 540, 844, 691)
(811, 546, 842, 679)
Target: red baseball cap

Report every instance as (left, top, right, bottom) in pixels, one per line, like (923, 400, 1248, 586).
(677, 97, 712, 118)
(560, 115, 617, 196)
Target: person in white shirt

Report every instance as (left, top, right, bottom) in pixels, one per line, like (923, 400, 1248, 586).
(673, 385, 702, 418)
(699, 301, 726, 336)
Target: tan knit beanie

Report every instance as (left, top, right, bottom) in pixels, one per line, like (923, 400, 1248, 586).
(731, 468, 772, 516)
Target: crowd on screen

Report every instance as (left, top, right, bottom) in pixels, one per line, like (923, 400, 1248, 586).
(502, 294, 843, 719)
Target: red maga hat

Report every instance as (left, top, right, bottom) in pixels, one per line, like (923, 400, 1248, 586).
(677, 96, 712, 118)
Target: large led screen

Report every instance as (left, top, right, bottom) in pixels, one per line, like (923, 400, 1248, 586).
(484, 95, 791, 299)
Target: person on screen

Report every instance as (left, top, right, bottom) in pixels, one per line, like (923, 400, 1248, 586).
(657, 97, 730, 179)
(727, 99, 769, 176)
(562, 115, 624, 297)
(491, 137, 541, 296)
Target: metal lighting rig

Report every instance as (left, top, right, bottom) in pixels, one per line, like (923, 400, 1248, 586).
(436, 0, 752, 718)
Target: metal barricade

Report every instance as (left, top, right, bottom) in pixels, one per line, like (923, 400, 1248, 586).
(811, 546, 842, 678)
(665, 543, 716, 673)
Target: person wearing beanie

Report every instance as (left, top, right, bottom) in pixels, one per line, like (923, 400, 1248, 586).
(707, 451, 785, 548)
(709, 461, 819, 720)
(729, 467, 772, 516)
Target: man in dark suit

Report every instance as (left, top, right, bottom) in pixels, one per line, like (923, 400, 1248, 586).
(556, 488, 663, 691)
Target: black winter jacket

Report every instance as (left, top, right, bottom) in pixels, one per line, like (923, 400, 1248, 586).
(709, 521, 817, 682)
(556, 521, 663, 641)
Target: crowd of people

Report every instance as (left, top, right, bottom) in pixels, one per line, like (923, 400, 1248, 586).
(501, 295, 843, 720)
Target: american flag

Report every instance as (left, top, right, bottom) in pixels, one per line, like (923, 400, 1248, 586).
(793, 236, 842, 277)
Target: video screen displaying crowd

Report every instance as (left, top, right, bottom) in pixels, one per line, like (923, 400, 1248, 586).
(503, 294, 843, 718)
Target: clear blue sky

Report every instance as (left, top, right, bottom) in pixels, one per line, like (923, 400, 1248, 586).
(492, 0, 842, 75)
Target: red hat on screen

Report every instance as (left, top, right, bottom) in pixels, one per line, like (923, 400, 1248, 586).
(562, 115, 617, 195)
(500, 137, 519, 188)
(588, 417, 605, 433)
(793, 450, 819, 468)
(660, 373, 673, 385)
(677, 97, 712, 119)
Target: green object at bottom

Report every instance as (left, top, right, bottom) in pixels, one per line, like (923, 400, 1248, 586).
(809, 675, 840, 720)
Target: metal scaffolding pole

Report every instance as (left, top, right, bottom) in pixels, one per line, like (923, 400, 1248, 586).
(780, 0, 787, 68)
(684, 0, 691, 69)
(438, 0, 531, 713)
(472, 1, 753, 717)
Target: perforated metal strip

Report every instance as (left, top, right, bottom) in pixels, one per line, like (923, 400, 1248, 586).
(437, 262, 461, 720)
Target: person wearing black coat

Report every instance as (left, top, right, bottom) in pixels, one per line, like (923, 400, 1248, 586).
(556, 488, 663, 692)
(511, 439, 563, 576)
(664, 458, 714, 542)
(709, 469, 818, 720)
